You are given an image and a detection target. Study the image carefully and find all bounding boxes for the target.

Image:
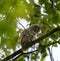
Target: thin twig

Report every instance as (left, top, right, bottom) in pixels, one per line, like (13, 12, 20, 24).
(48, 47, 54, 61)
(17, 20, 26, 30)
(13, 49, 38, 61)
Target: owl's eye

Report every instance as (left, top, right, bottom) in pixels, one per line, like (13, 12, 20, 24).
(35, 26, 40, 32)
(36, 27, 40, 32)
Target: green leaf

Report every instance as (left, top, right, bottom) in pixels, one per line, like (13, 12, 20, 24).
(17, 56, 25, 61)
(53, 44, 58, 47)
(56, 2, 60, 11)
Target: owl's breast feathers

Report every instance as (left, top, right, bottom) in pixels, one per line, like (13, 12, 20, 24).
(21, 29, 36, 43)
(20, 24, 40, 49)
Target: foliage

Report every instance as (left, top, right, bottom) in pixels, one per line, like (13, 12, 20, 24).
(0, 0, 60, 61)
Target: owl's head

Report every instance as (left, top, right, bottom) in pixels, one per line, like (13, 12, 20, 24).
(30, 24, 40, 33)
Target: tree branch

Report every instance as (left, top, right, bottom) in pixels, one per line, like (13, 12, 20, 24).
(1, 26, 60, 61)
(14, 41, 60, 61)
(48, 47, 54, 61)
(25, 26, 60, 48)
(2, 49, 23, 61)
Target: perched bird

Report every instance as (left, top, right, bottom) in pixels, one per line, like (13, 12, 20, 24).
(20, 24, 40, 49)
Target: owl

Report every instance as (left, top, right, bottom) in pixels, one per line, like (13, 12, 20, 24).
(20, 24, 40, 49)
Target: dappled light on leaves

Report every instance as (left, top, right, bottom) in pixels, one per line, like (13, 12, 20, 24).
(0, 0, 60, 61)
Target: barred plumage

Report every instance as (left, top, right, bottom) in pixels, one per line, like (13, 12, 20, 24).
(20, 24, 40, 49)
